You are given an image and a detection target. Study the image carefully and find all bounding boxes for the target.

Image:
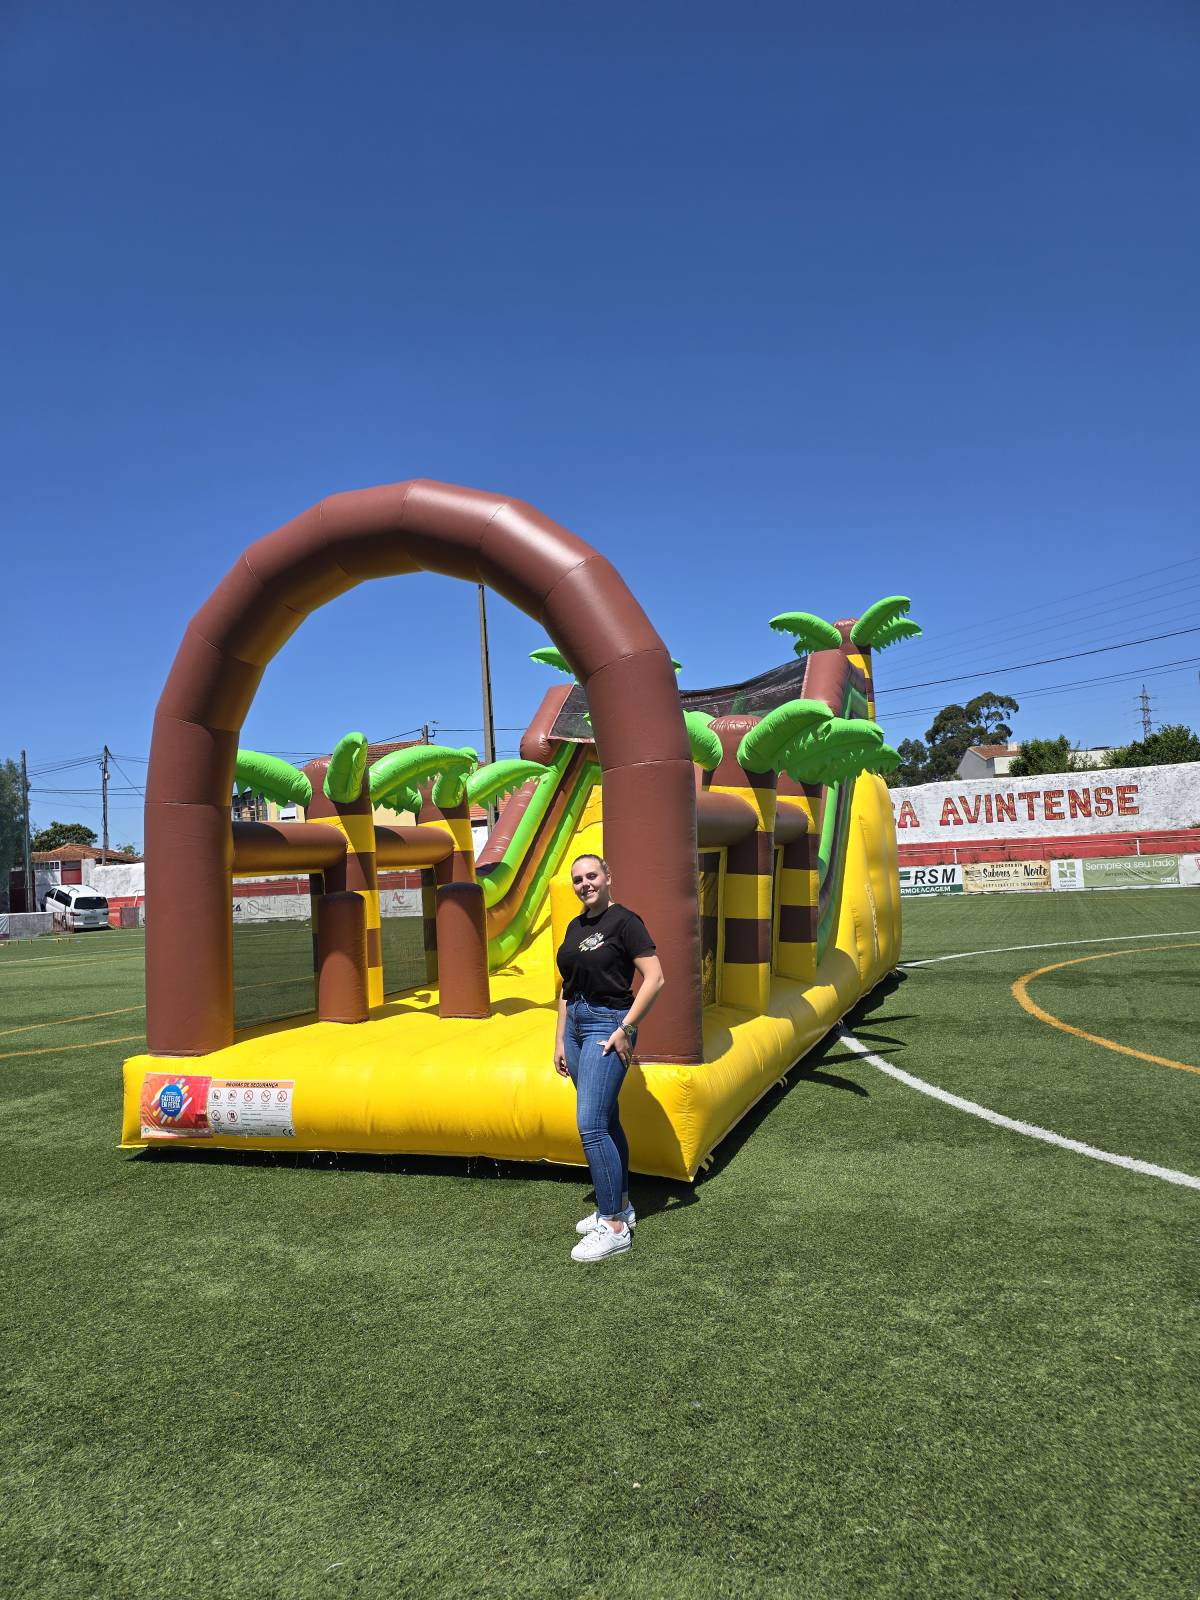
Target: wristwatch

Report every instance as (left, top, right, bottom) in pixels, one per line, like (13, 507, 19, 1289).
(621, 1022, 638, 1044)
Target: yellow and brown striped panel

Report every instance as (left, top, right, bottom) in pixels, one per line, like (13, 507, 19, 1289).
(311, 811, 383, 1007)
(710, 773, 775, 1013)
(774, 794, 816, 981)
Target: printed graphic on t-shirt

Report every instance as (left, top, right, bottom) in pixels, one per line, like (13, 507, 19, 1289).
(557, 904, 656, 1008)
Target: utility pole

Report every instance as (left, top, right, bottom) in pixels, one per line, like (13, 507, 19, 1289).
(100, 745, 110, 863)
(20, 749, 33, 913)
(1138, 685, 1153, 740)
(421, 722, 430, 745)
(477, 584, 497, 827)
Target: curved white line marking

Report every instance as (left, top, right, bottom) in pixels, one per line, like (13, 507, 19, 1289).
(837, 1027, 1200, 1192)
(901, 929, 1200, 967)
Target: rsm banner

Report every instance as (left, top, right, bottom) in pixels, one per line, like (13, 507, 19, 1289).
(890, 761, 1200, 844)
(899, 865, 964, 896)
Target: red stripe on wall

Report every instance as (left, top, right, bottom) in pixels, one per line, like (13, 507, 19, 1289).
(897, 828, 1200, 867)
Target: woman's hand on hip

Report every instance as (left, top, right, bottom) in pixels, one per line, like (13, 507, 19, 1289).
(602, 1029, 632, 1064)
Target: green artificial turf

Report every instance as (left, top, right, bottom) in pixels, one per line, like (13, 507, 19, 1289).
(1, 891, 1197, 1598)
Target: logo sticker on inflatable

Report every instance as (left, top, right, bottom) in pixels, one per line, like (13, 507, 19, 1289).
(140, 1073, 295, 1139)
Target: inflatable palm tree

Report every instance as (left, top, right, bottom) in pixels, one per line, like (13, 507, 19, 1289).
(234, 738, 546, 818)
(743, 597, 919, 784)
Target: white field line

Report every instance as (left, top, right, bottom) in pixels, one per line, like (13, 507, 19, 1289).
(837, 1028, 1200, 1192)
(901, 929, 1200, 967)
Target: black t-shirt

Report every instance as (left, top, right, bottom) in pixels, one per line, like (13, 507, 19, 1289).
(557, 903, 656, 1010)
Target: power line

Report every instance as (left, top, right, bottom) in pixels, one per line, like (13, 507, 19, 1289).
(908, 550, 1200, 649)
(107, 752, 145, 797)
(880, 654, 1200, 725)
(27, 753, 102, 776)
(29, 785, 143, 796)
(875, 623, 1200, 695)
(906, 577, 1200, 675)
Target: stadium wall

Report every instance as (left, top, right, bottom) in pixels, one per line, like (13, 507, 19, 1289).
(891, 761, 1200, 867)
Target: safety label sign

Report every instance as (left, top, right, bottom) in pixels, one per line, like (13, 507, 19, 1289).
(140, 1074, 295, 1140)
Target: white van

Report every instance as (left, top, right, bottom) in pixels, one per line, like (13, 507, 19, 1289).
(46, 885, 110, 931)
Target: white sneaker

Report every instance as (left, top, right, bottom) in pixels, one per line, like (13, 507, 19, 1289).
(576, 1204, 636, 1236)
(570, 1219, 632, 1263)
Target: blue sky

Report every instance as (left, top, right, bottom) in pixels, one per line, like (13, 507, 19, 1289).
(3, 2, 1197, 845)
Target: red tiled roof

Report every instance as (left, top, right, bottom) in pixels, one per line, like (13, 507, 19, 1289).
(967, 744, 1018, 759)
(32, 845, 142, 863)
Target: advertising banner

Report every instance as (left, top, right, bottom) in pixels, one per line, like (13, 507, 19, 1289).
(1053, 855, 1181, 890)
(232, 894, 310, 923)
(1050, 859, 1083, 891)
(963, 860, 1049, 893)
(899, 864, 964, 897)
(890, 762, 1200, 845)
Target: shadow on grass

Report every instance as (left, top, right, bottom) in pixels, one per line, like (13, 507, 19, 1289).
(694, 968, 912, 1189)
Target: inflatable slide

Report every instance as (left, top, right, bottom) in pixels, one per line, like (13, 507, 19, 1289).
(121, 479, 918, 1180)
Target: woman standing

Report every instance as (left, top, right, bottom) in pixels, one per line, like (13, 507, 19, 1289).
(555, 853, 665, 1262)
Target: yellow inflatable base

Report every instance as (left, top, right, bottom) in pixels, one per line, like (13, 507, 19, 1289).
(121, 776, 900, 1182)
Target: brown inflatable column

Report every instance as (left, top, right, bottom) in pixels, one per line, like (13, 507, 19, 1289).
(572, 612, 702, 1063)
(835, 618, 874, 721)
(308, 870, 324, 978)
(424, 791, 489, 1010)
(436, 881, 490, 1018)
(317, 891, 369, 1023)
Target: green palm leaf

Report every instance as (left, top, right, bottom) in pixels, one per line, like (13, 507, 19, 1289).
(529, 646, 575, 677)
(369, 744, 478, 810)
(768, 612, 843, 656)
(234, 750, 312, 809)
(850, 596, 923, 650)
(865, 743, 901, 774)
(376, 783, 423, 816)
(777, 717, 884, 785)
(867, 617, 923, 650)
(324, 731, 369, 803)
(466, 759, 550, 808)
(737, 699, 833, 771)
(683, 712, 723, 771)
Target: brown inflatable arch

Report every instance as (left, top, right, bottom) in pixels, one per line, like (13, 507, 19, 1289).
(145, 479, 702, 1063)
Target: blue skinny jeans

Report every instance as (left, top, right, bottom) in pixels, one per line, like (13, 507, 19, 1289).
(563, 998, 630, 1219)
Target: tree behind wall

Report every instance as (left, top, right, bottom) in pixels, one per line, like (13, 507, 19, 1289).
(0, 759, 24, 875)
(1008, 736, 1080, 777)
(1105, 724, 1200, 769)
(30, 821, 98, 852)
(889, 692, 1020, 785)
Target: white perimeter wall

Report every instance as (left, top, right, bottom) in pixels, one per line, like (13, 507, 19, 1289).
(890, 762, 1200, 846)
